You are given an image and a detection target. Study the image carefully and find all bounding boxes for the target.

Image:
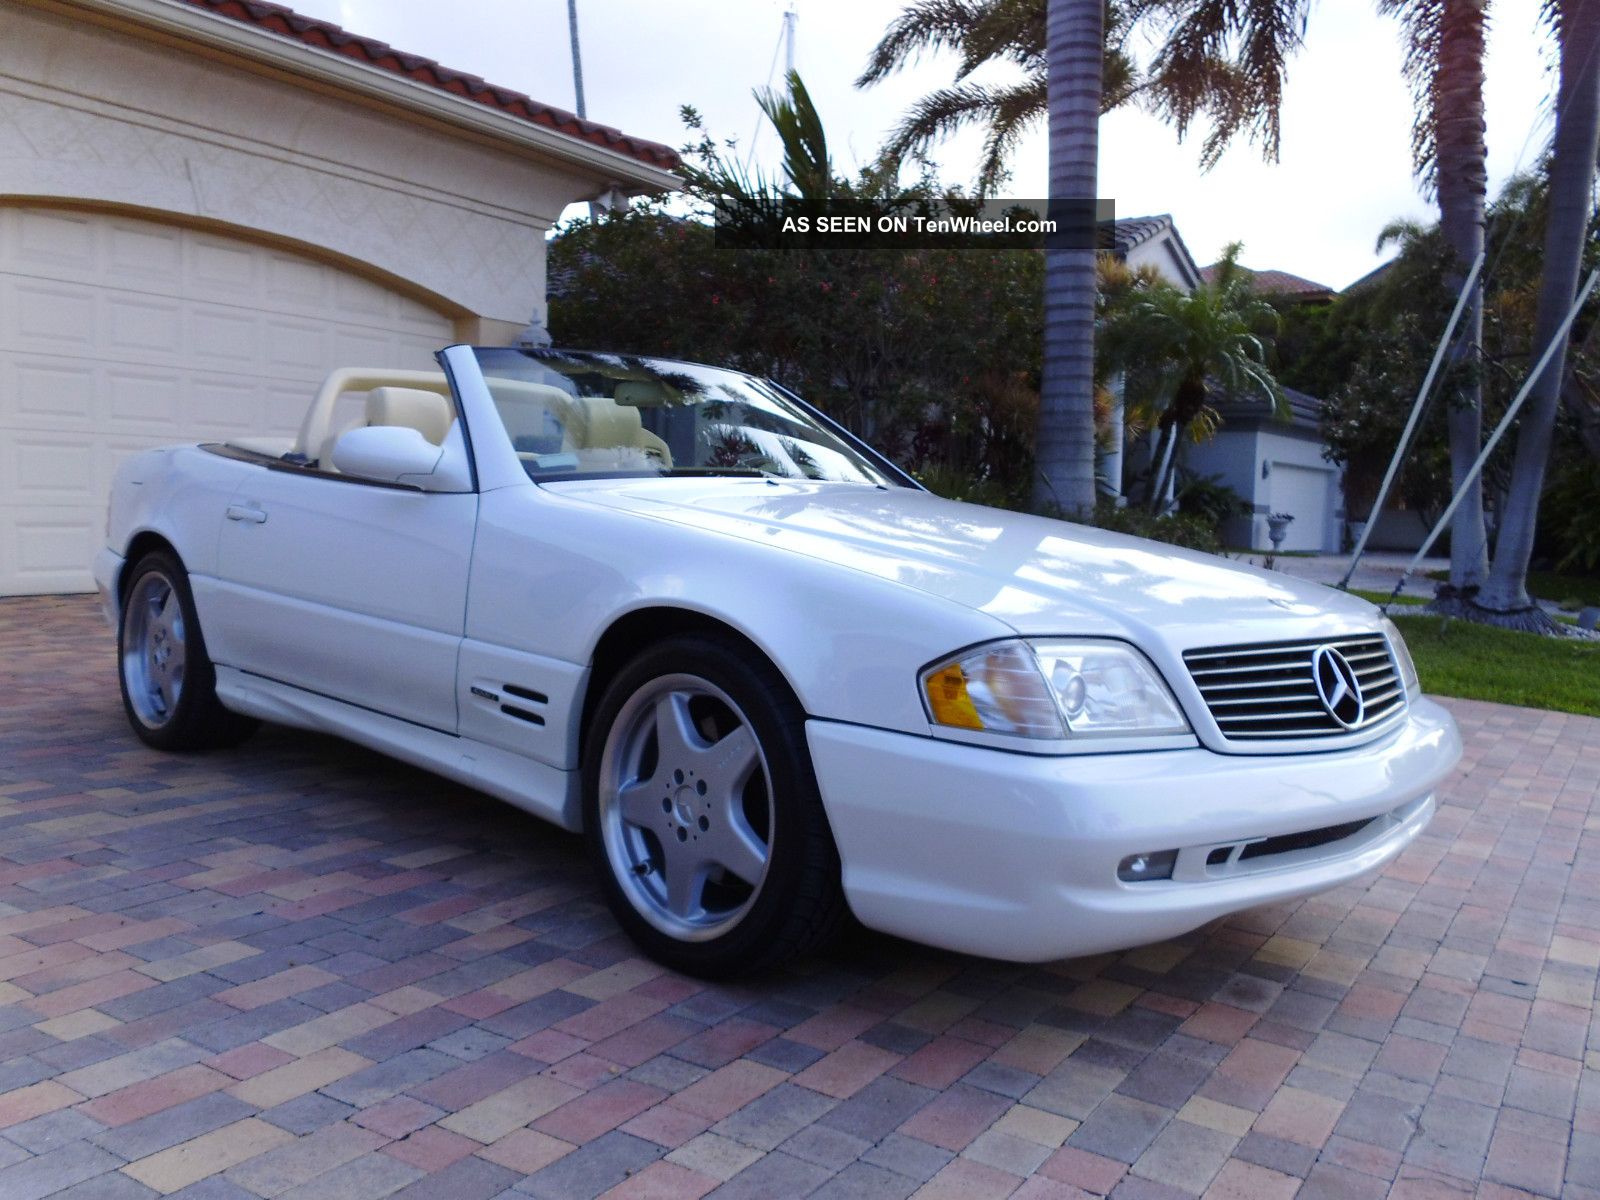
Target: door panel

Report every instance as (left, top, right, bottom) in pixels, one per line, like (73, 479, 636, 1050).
(212, 467, 475, 731)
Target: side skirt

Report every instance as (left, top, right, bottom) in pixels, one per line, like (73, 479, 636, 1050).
(213, 666, 582, 831)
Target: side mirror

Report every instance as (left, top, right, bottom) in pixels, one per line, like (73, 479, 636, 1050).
(331, 425, 442, 485)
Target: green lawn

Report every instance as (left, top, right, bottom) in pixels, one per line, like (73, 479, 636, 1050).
(1350, 589, 1599, 717)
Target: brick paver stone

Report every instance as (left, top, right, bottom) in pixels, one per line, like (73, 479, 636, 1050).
(0, 597, 1597, 1198)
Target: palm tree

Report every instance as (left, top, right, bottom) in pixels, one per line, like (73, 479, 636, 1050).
(1100, 245, 1287, 509)
(863, 0, 1313, 519)
(1036, 0, 1105, 515)
(856, 0, 1140, 195)
(1477, 0, 1600, 624)
(1381, 0, 1492, 596)
(859, 0, 1314, 194)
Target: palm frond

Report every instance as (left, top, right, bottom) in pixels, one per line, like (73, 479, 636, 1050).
(879, 77, 1046, 194)
(1133, 0, 1312, 168)
(974, 76, 1049, 193)
(756, 70, 832, 200)
(856, 0, 1002, 87)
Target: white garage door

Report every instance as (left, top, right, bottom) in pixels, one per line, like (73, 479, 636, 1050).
(1268, 462, 1334, 552)
(0, 207, 455, 595)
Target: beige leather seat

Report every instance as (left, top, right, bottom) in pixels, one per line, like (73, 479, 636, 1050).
(574, 397, 672, 466)
(493, 382, 583, 453)
(366, 387, 454, 445)
(317, 387, 454, 469)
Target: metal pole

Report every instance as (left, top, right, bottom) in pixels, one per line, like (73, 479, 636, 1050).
(1338, 250, 1484, 589)
(1384, 262, 1600, 608)
(783, 4, 797, 75)
(567, 0, 587, 118)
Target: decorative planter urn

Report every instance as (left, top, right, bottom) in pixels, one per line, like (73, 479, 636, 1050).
(1266, 513, 1294, 552)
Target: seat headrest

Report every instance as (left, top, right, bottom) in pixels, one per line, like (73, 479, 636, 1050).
(577, 397, 643, 448)
(366, 387, 453, 446)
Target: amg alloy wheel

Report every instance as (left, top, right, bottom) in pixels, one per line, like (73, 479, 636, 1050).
(583, 634, 845, 976)
(121, 568, 187, 731)
(117, 552, 257, 752)
(598, 674, 774, 942)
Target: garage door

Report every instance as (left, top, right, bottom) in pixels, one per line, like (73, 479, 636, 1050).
(0, 207, 455, 595)
(1267, 462, 1334, 552)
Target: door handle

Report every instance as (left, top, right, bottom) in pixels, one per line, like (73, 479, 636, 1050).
(225, 503, 268, 524)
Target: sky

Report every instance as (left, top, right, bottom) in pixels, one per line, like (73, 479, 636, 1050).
(290, 0, 1554, 290)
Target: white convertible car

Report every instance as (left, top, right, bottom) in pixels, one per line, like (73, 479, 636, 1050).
(96, 346, 1462, 976)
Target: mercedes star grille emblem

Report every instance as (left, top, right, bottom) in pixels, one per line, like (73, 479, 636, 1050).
(1311, 645, 1365, 729)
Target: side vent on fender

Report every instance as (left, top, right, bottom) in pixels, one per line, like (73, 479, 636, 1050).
(499, 683, 547, 727)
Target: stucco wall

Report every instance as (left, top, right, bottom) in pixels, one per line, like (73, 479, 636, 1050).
(0, 1, 615, 332)
(1124, 235, 1199, 293)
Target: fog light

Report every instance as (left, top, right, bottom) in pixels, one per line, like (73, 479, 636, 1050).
(1117, 849, 1177, 882)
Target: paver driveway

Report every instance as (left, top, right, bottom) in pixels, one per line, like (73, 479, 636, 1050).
(1, 595, 1598, 1200)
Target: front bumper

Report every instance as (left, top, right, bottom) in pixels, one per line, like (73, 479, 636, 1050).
(806, 697, 1460, 962)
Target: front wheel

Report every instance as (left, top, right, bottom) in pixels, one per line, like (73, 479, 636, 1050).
(583, 634, 845, 977)
(118, 551, 257, 751)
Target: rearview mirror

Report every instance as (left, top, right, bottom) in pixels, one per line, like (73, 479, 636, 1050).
(331, 425, 442, 485)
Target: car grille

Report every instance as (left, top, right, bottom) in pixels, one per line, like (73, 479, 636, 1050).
(1183, 634, 1406, 742)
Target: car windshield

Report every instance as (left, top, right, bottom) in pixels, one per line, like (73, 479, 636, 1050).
(472, 348, 895, 486)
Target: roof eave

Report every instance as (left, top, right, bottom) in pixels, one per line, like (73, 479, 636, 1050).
(61, 0, 682, 193)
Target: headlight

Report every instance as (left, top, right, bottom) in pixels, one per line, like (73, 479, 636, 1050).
(921, 639, 1190, 741)
(1381, 618, 1420, 698)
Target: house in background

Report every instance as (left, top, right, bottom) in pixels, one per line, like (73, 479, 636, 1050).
(1112, 214, 1205, 291)
(1107, 219, 1345, 552)
(0, 0, 677, 595)
(1185, 386, 1345, 553)
(1198, 263, 1336, 305)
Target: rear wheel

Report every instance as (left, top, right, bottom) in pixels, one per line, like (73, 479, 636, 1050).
(118, 551, 257, 751)
(583, 634, 845, 976)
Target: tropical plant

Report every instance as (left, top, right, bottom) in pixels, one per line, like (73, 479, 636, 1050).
(1478, 0, 1600, 627)
(1099, 245, 1286, 509)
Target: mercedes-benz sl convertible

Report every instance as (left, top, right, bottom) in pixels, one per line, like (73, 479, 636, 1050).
(96, 345, 1462, 976)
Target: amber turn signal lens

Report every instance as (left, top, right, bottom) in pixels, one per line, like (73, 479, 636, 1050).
(923, 663, 984, 730)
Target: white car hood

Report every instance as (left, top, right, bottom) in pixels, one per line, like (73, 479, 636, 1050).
(548, 477, 1383, 650)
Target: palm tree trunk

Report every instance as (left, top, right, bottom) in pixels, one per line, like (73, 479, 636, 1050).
(1034, 0, 1102, 516)
(1148, 423, 1180, 512)
(1434, 0, 1490, 593)
(1478, 0, 1600, 616)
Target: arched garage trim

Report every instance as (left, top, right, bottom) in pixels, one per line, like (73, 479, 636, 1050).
(0, 196, 476, 338)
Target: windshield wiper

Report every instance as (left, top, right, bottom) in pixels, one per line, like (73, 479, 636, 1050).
(660, 467, 776, 478)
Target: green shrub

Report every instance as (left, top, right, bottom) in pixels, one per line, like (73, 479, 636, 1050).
(1174, 470, 1248, 526)
(1536, 461, 1600, 576)
(913, 464, 1030, 512)
(1080, 500, 1226, 554)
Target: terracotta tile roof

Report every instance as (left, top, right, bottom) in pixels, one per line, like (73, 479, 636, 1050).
(177, 0, 680, 171)
(1201, 263, 1334, 300)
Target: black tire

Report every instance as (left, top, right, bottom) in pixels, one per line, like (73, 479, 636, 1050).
(582, 633, 846, 977)
(117, 551, 258, 752)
